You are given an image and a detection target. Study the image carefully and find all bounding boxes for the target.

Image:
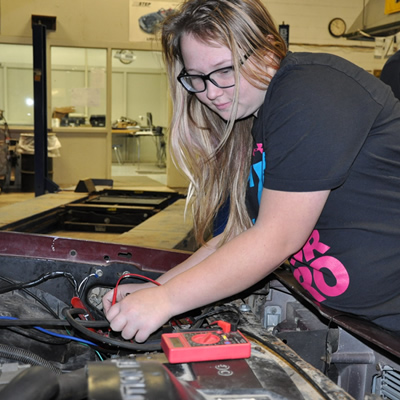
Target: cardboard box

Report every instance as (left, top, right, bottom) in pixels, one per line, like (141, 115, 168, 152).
(52, 106, 75, 120)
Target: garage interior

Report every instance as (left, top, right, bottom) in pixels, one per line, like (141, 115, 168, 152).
(1, 1, 400, 399)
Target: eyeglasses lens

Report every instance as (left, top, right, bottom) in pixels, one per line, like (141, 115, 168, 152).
(180, 67, 235, 93)
(182, 76, 205, 93)
(211, 67, 235, 88)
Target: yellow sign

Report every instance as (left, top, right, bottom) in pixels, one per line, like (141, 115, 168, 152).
(385, 0, 400, 15)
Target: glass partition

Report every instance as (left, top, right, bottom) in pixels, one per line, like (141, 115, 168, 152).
(0, 44, 33, 125)
(50, 46, 168, 179)
(111, 49, 167, 128)
(51, 47, 107, 127)
(111, 49, 168, 175)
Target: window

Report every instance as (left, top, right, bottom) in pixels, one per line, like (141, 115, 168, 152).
(111, 49, 167, 128)
(51, 47, 107, 127)
(0, 44, 33, 125)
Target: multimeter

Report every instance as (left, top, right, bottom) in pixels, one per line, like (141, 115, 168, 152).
(161, 329, 251, 364)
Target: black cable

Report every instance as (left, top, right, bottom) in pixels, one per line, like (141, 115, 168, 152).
(77, 269, 98, 299)
(0, 271, 78, 297)
(0, 274, 60, 319)
(193, 304, 241, 331)
(190, 306, 212, 330)
(63, 308, 161, 351)
(5, 325, 72, 346)
(0, 318, 109, 328)
(193, 304, 240, 320)
(0, 344, 61, 374)
(0, 315, 110, 346)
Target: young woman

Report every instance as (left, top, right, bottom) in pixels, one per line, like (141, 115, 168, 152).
(103, 0, 400, 341)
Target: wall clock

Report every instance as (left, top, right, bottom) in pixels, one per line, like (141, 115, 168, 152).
(328, 18, 346, 38)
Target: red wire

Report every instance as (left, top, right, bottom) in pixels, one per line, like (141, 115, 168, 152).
(111, 273, 161, 306)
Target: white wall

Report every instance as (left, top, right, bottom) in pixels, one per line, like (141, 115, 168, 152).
(0, 0, 394, 188)
(1, 0, 389, 70)
(263, 0, 388, 73)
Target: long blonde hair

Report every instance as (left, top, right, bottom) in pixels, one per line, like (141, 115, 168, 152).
(161, 0, 287, 245)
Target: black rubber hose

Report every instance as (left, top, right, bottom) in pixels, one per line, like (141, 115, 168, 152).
(0, 366, 88, 400)
(56, 368, 88, 400)
(63, 307, 161, 351)
(0, 366, 59, 400)
(0, 343, 61, 374)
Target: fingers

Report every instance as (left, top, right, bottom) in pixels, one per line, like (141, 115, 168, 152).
(102, 283, 141, 314)
(105, 301, 120, 321)
(115, 319, 140, 342)
(134, 329, 151, 343)
(103, 287, 170, 342)
(102, 289, 115, 314)
(106, 301, 149, 341)
(106, 303, 136, 339)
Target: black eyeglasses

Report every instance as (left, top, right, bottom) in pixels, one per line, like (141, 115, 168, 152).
(177, 65, 236, 94)
(177, 49, 253, 94)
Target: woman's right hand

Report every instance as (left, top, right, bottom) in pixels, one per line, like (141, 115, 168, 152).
(102, 282, 153, 314)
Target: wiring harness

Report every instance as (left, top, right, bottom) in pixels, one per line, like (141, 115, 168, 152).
(0, 269, 246, 367)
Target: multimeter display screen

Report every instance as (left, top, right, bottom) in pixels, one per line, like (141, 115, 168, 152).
(170, 337, 184, 348)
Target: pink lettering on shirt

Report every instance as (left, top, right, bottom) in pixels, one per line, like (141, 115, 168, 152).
(311, 256, 349, 297)
(290, 230, 350, 302)
(294, 266, 327, 302)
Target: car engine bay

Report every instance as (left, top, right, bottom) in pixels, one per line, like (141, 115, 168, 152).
(0, 231, 399, 400)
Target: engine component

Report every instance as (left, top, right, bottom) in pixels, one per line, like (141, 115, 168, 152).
(0, 231, 398, 399)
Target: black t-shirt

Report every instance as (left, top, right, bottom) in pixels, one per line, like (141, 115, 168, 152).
(246, 52, 400, 331)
